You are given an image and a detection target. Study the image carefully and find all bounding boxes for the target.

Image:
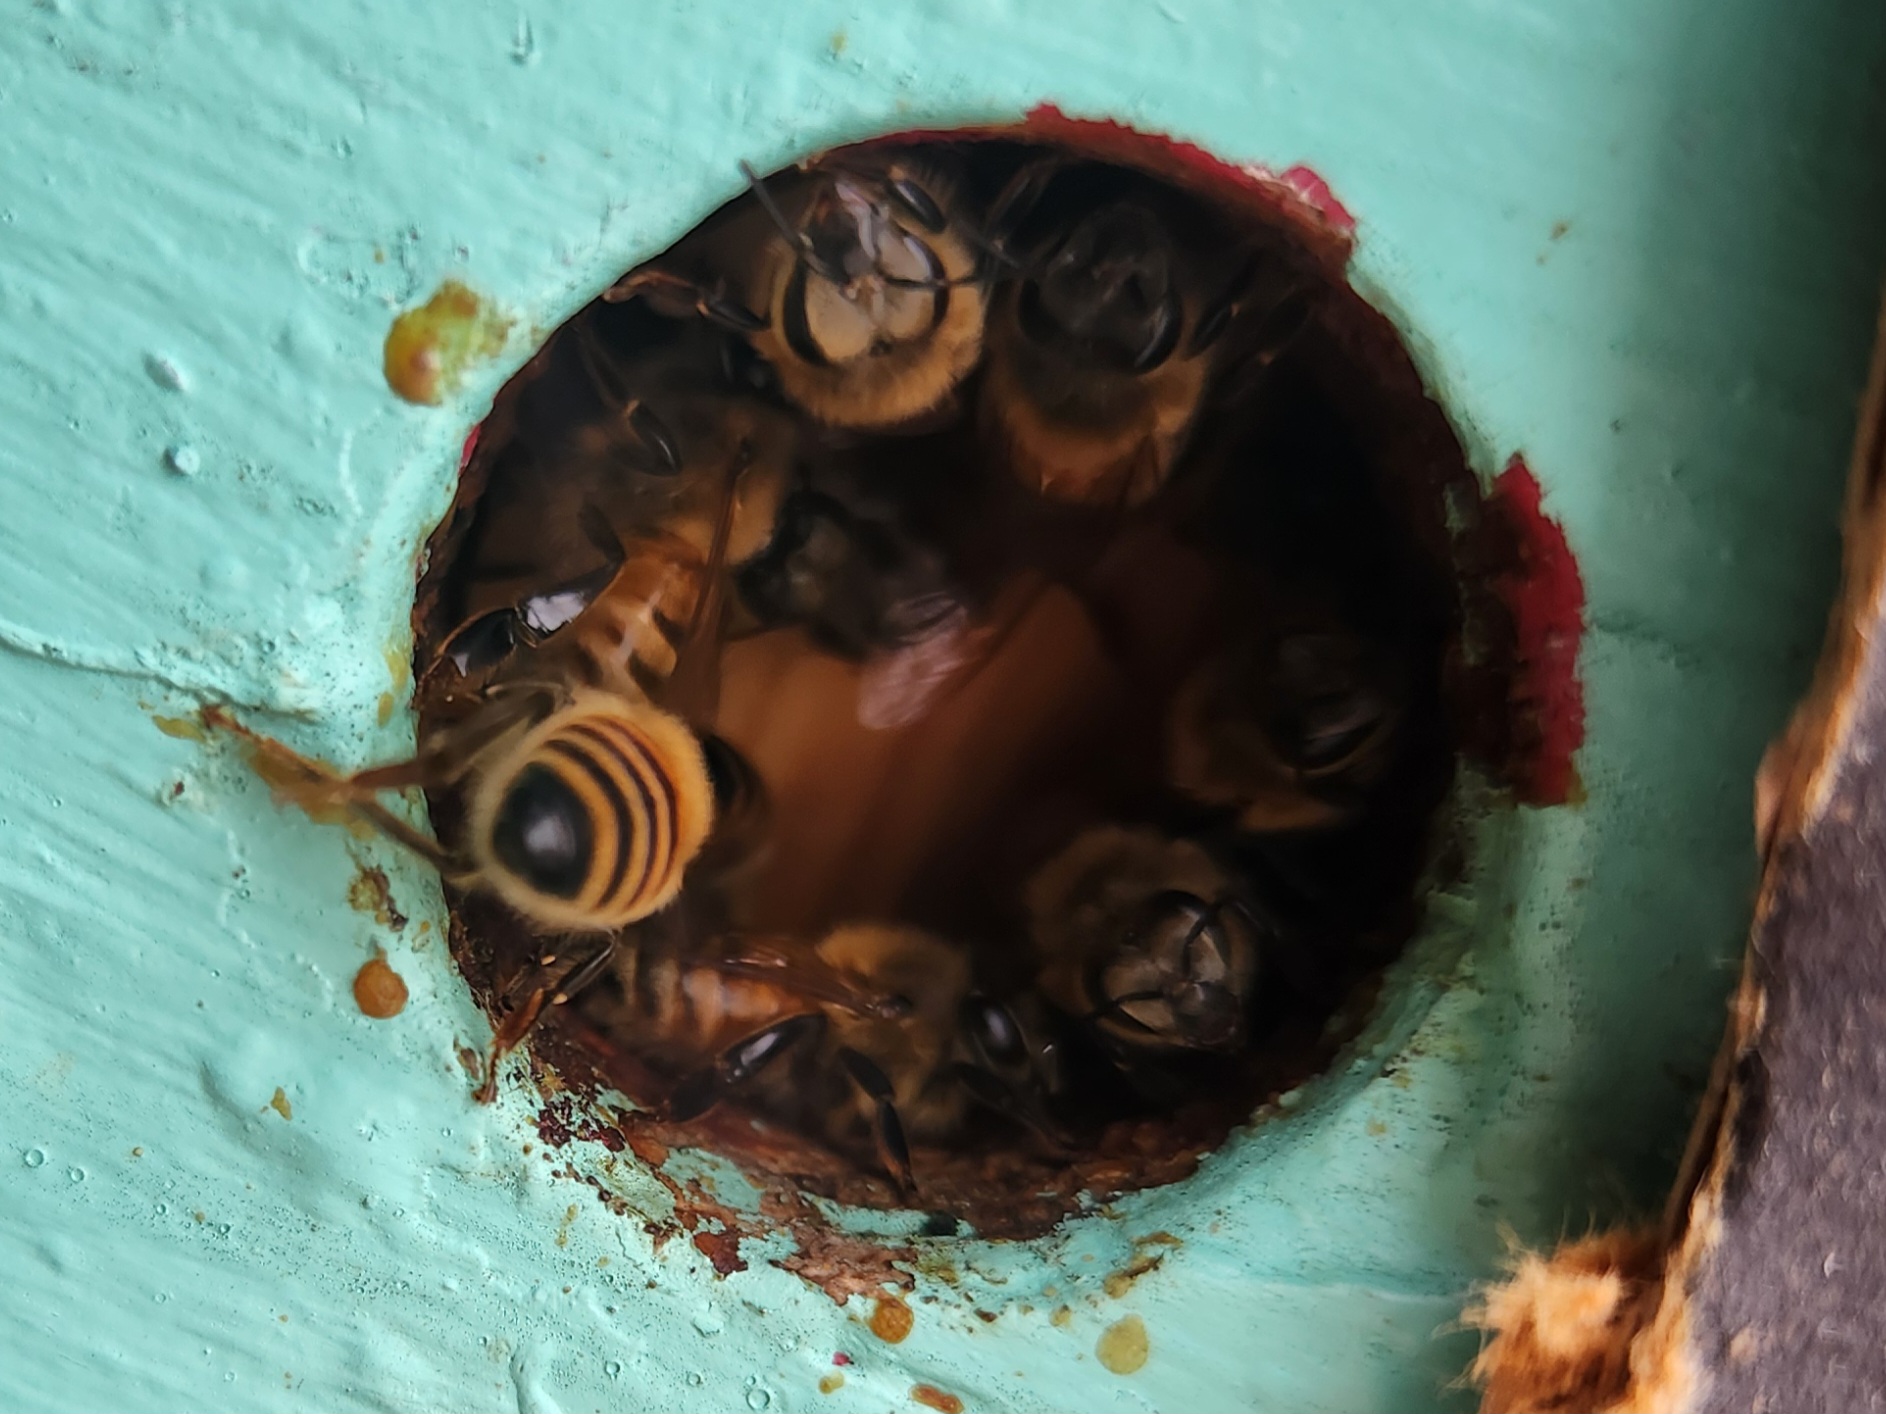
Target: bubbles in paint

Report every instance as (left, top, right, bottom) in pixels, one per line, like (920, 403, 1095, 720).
(603, 1361, 622, 1380)
(68, 1167, 85, 1183)
(22, 1148, 45, 1168)
(746, 1389, 771, 1410)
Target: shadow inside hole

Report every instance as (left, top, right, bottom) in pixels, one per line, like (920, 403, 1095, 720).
(413, 127, 1522, 1243)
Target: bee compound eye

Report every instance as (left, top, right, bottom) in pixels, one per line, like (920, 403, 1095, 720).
(697, 733, 754, 815)
(1174, 979, 1243, 1050)
(887, 174, 948, 234)
(966, 997, 1025, 1066)
(491, 765, 594, 900)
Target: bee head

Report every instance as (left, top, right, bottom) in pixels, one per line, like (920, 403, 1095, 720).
(1261, 632, 1400, 778)
(1019, 203, 1182, 375)
(1094, 889, 1259, 1052)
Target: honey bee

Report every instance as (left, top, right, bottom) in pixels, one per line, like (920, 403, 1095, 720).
(643, 924, 1064, 1193)
(440, 317, 795, 682)
(218, 413, 766, 951)
(978, 161, 1285, 508)
(1025, 826, 1270, 1061)
(1166, 620, 1404, 832)
(734, 462, 969, 660)
(612, 153, 987, 430)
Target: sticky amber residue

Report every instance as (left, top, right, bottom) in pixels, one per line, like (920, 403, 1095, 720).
(1049, 1306, 1072, 1328)
(383, 280, 511, 406)
(870, 1294, 914, 1344)
(352, 956, 409, 1019)
(376, 692, 397, 726)
(1097, 1315, 1149, 1375)
(910, 1384, 963, 1414)
(383, 644, 412, 697)
(153, 713, 207, 741)
(347, 864, 408, 930)
(819, 1373, 845, 1395)
(555, 1202, 578, 1249)
(267, 1087, 293, 1121)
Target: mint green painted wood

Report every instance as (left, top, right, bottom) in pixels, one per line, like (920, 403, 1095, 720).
(0, 2, 1880, 1410)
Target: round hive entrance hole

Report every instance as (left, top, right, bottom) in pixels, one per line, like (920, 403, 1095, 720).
(415, 129, 1505, 1235)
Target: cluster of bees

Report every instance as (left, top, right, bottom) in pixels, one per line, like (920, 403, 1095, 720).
(235, 143, 1438, 1197)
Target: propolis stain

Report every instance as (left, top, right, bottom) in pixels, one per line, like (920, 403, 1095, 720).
(870, 1294, 914, 1344)
(151, 714, 206, 742)
(383, 280, 511, 406)
(1097, 1315, 1150, 1375)
(352, 956, 409, 1019)
(910, 1383, 963, 1413)
(346, 863, 407, 931)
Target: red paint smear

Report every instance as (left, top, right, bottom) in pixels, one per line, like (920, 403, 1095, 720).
(832, 1352, 852, 1367)
(458, 422, 482, 474)
(691, 1228, 749, 1277)
(1489, 457, 1587, 805)
(1275, 165, 1356, 235)
(1021, 105, 1357, 238)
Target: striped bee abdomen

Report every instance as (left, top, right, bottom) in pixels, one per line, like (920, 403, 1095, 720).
(470, 690, 715, 932)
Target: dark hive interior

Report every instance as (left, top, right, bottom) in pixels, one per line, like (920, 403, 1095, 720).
(412, 131, 1509, 1234)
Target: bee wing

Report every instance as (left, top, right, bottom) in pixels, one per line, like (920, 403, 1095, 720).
(604, 266, 768, 333)
(432, 556, 620, 688)
(709, 935, 909, 1019)
(854, 603, 985, 731)
(659, 447, 748, 726)
(855, 572, 1056, 731)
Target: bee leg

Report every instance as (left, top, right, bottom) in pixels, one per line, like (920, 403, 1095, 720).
(342, 796, 467, 877)
(550, 937, 618, 1006)
(979, 155, 1066, 274)
(473, 937, 619, 1105)
(352, 686, 560, 798)
(666, 1011, 826, 1123)
(835, 1047, 915, 1197)
(603, 267, 766, 333)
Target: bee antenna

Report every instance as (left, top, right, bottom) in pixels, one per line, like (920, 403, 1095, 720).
(1086, 990, 1166, 1034)
(740, 160, 845, 285)
(576, 502, 627, 566)
(879, 270, 985, 293)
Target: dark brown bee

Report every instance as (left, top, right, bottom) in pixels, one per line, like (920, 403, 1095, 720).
(647, 924, 1064, 1193)
(1025, 826, 1268, 1059)
(978, 162, 1272, 508)
(440, 317, 795, 683)
(613, 154, 987, 430)
(1166, 619, 1404, 832)
(734, 464, 968, 662)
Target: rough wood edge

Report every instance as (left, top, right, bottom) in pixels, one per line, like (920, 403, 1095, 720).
(1465, 285, 1886, 1414)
